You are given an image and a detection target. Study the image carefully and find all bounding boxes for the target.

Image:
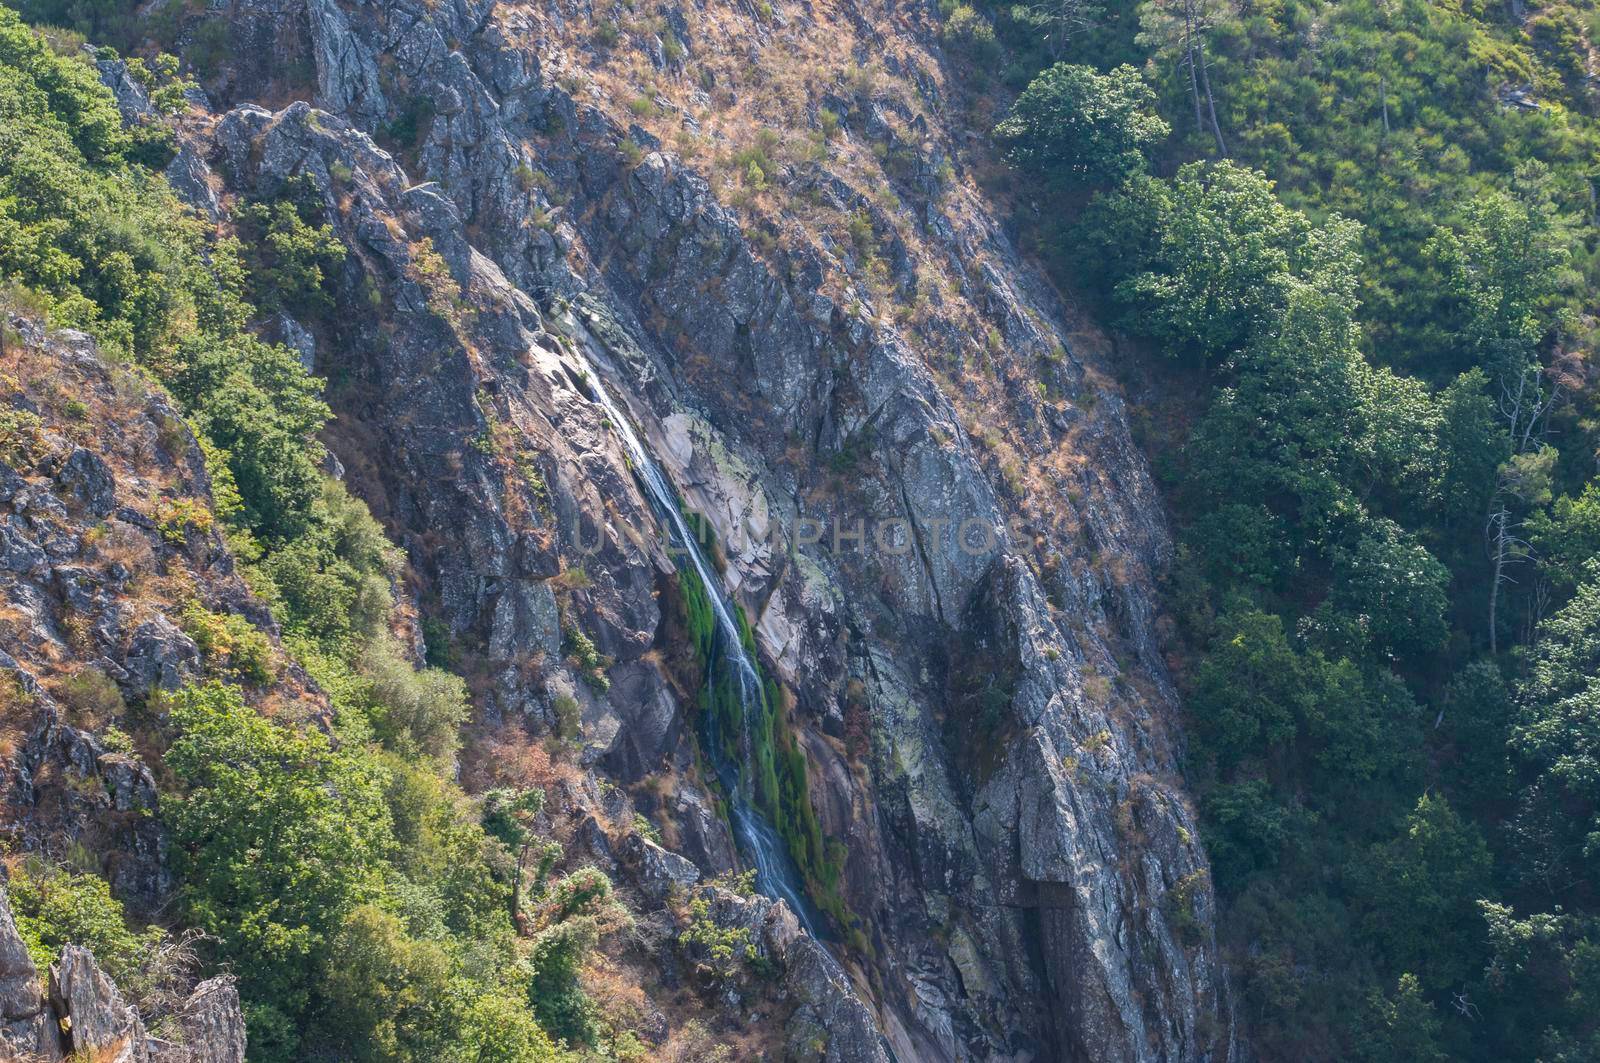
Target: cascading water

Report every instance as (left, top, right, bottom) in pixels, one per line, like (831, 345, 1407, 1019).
(559, 312, 826, 939)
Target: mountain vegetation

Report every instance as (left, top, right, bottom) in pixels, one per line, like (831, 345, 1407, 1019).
(976, 0, 1600, 1056)
(7, 0, 1600, 1054)
(0, 12, 673, 1059)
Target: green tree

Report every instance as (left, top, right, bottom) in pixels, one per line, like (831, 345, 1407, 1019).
(173, 331, 332, 543)
(1438, 661, 1513, 813)
(0, 8, 339, 550)
(1512, 564, 1600, 886)
(1189, 609, 1303, 771)
(256, 479, 397, 647)
(994, 63, 1168, 185)
(1082, 161, 1359, 364)
(1186, 283, 1372, 537)
(1530, 482, 1600, 593)
(1328, 518, 1450, 658)
(359, 637, 470, 762)
(1432, 370, 1509, 544)
(1423, 165, 1575, 379)
(455, 990, 563, 1062)
(1357, 794, 1493, 989)
(526, 917, 600, 1045)
(164, 682, 393, 1032)
(321, 904, 457, 1061)
(1199, 779, 1288, 891)
(1357, 974, 1447, 1063)
(1134, 0, 1232, 154)
(381, 761, 516, 944)
(1481, 903, 1600, 1060)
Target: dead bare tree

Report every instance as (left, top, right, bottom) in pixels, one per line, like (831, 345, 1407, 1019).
(1500, 360, 1565, 453)
(1193, 2, 1228, 157)
(1139, 0, 1230, 155)
(1484, 360, 1565, 653)
(1485, 499, 1531, 656)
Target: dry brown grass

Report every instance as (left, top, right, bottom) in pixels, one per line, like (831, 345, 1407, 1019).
(461, 719, 584, 794)
(0, 673, 35, 762)
(85, 520, 156, 573)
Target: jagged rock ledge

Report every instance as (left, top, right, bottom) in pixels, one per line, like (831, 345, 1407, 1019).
(0, 885, 246, 1062)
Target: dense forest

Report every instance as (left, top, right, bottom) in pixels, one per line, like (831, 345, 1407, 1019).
(968, 0, 1600, 1057)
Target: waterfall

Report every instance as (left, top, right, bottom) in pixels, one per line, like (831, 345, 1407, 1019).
(559, 312, 826, 939)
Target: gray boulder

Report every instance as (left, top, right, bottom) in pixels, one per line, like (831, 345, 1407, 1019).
(625, 834, 701, 902)
(0, 886, 59, 1058)
(0, 887, 247, 1063)
(50, 946, 148, 1063)
(146, 978, 246, 1063)
(55, 448, 116, 518)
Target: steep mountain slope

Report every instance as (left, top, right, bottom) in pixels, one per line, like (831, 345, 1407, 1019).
(188, 0, 1228, 1056)
(1, 0, 1232, 1058)
(0, 318, 248, 1060)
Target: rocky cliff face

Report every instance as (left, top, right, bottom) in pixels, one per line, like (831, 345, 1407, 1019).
(0, 878, 246, 1061)
(0, 318, 254, 1059)
(0, 318, 240, 913)
(50, 0, 1234, 1056)
(0, 304, 881, 1060)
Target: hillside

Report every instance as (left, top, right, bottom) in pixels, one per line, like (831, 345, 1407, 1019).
(7, 0, 1600, 1057)
(0, 0, 1227, 1060)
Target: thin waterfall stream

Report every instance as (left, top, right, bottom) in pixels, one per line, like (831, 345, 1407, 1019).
(559, 312, 827, 940)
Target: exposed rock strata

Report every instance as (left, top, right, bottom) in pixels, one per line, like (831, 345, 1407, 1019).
(112, 0, 1240, 1056)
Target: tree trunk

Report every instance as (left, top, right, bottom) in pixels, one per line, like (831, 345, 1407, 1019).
(512, 836, 533, 936)
(1183, 0, 1204, 131)
(1198, 39, 1227, 156)
(1488, 508, 1506, 656)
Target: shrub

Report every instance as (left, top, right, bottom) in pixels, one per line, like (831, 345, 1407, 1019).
(547, 866, 611, 922)
(680, 895, 757, 982)
(232, 176, 346, 318)
(562, 624, 610, 692)
(6, 858, 161, 990)
(163, 682, 393, 1026)
(180, 602, 274, 685)
(384, 95, 435, 152)
(359, 635, 469, 761)
(552, 692, 582, 741)
(155, 497, 215, 545)
(729, 129, 780, 191)
(942, 5, 998, 61)
(527, 917, 600, 1044)
(0, 409, 45, 468)
(57, 666, 124, 728)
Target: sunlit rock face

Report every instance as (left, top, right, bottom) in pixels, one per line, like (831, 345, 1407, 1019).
(165, 0, 1237, 1055)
